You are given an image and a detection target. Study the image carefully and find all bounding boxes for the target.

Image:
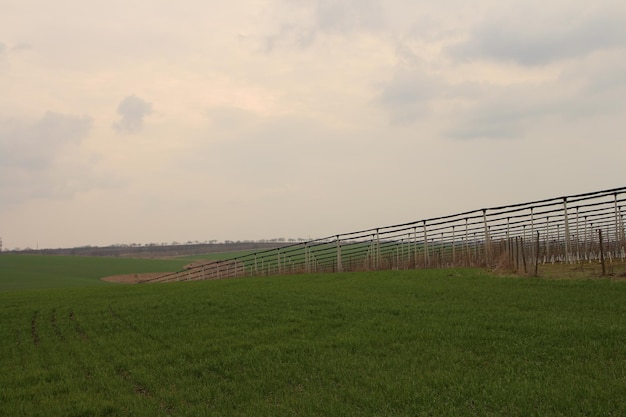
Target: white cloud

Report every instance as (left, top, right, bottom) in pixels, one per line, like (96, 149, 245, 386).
(0, 112, 108, 207)
(315, 0, 384, 33)
(114, 95, 153, 134)
(448, 4, 626, 65)
(1, 0, 625, 249)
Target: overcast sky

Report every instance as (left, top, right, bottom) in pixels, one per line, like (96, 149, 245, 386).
(1, 0, 625, 249)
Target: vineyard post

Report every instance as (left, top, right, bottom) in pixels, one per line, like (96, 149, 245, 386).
(254, 254, 258, 275)
(583, 216, 589, 259)
(413, 227, 417, 268)
(483, 209, 490, 266)
(563, 197, 571, 263)
(423, 221, 429, 267)
(599, 229, 606, 276)
(545, 217, 550, 261)
(614, 193, 620, 253)
(452, 226, 456, 266)
(336, 236, 342, 272)
(575, 207, 581, 262)
(464, 218, 469, 266)
(530, 207, 535, 260)
(376, 229, 381, 269)
(534, 231, 540, 277)
(506, 217, 511, 263)
(521, 236, 527, 274)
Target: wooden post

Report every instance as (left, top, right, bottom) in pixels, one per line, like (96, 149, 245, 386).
(413, 227, 417, 268)
(376, 229, 381, 270)
(615, 194, 620, 250)
(452, 226, 456, 266)
(506, 217, 511, 263)
(521, 236, 527, 274)
(336, 236, 342, 273)
(464, 218, 470, 266)
(534, 231, 540, 277)
(545, 216, 550, 261)
(563, 197, 571, 263)
(599, 229, 606, 276)
(483, 209, 490, 266)
(423, 221, 429, 267)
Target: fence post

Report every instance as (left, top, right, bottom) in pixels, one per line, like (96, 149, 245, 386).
(506, 217, 511, 263)
(336, 236, 342, 272)
(413, 227, 417, 268)
(563, 197, 571, 263)
(575, 207, 580, 262)
(599, 229, 606, 276)
(615, 194, 621, 255)
(545, 216, 550, 262)
(483, 209, 490, 266)
(452, 226, 456, 266)
(465, 218, 470, 266)
(534, 231, 540, 277)
(423, 221, 429, 267)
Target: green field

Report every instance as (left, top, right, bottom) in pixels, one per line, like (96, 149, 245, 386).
(1, 256, 626, 416)
(0, 254, 188, 291)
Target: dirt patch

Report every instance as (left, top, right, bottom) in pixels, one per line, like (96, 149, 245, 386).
(183, 260, 218, 270)
(101, 272, 170, 284)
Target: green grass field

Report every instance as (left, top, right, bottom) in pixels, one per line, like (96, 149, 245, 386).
(0, 254, 188, 291)
(2, 255, 626, 416)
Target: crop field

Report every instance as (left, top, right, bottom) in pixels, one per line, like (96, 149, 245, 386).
(0, 255, 188, 292)
(2, 255, 626, 417)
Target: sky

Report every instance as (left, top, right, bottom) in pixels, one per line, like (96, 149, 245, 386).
(1, 0, 625, 250)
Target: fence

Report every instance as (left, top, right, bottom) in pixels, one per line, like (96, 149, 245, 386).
(141, 187, 626, 283)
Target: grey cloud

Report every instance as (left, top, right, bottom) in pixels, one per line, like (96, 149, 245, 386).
(0, 42, 6, 68)
(264, 25, 317, 53)
(376, 44, 445, 124)
(114, 95, 152, 134)
(0, 113, 99, 207)
(376, 72, 442, 124)
(263, 0, 383, 51)
(315, 0, 383, 33)
(11, 42, 32, 52)
(449, 10, 626, 65)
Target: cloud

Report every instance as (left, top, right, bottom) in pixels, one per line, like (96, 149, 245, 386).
(376, 68, 444, 124)
(0, 112, 104, 207)
(375, 41, 445, 124)
(315, 0, 384, 33)
(114, 95, 153, 134)
(0, 42, 7, 69)
(11, 42, 32, 52)
(262, 0, 384, 51)
(448, 6, 626, 66)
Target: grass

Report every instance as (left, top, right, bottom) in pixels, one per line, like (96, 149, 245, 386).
(2, 265, 626, 416)
(0, 254, 187, 291)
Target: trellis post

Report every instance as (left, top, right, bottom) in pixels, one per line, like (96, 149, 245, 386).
(423, 221, 429, 267)
(482, 209, 490, 266)
(336, 235, 342, 272)
(563, 197, 571, 263)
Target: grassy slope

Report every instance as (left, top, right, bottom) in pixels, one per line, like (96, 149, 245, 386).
(1, 269, 626, 416)
(0, 254, 188, 291)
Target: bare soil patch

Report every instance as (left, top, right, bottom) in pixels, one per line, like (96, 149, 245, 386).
(101, 272, 170, 284)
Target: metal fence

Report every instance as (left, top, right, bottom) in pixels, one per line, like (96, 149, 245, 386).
(141, 187, 626, 283)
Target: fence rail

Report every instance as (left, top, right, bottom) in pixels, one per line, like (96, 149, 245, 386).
(141, 187, 626, 283)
